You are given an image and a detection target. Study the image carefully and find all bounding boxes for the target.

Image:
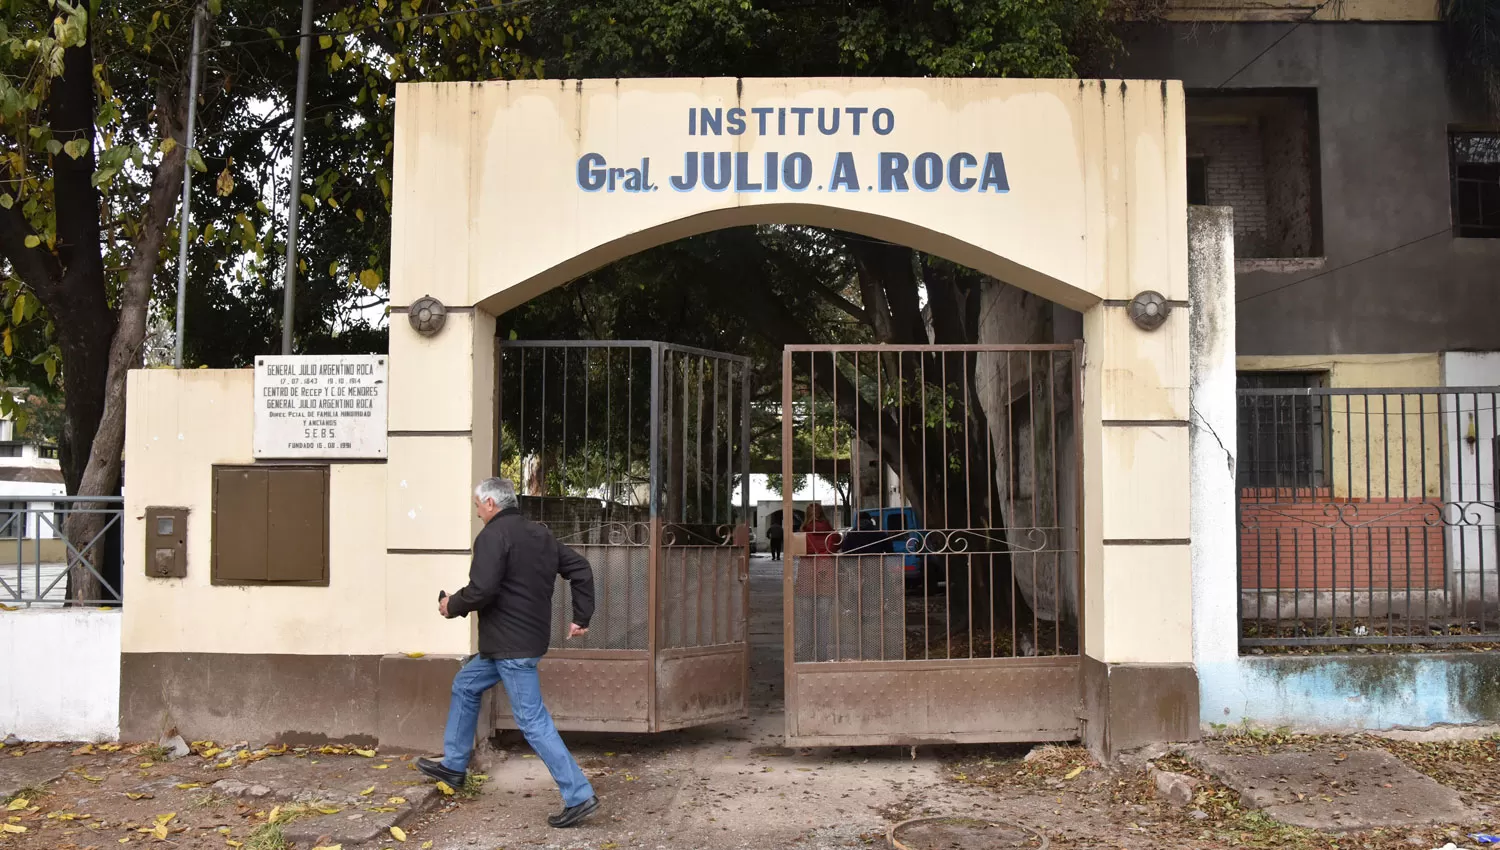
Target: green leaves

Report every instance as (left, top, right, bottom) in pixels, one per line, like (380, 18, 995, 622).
(186, 148, 207, 172)
(23, 236, 40, 249)
(62, 138, 89, 159)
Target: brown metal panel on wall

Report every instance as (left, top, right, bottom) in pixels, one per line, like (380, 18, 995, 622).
(213, 467, 269, 582)
(267, 467, 329, 583)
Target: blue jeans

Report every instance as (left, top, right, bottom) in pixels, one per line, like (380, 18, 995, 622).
(441, 656, 595, 807)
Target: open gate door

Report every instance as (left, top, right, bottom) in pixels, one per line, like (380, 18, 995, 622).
(782, 344, 1084, 746)
(493, 341, 751, 733)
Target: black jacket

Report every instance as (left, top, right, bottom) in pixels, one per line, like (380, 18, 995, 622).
(445, 507, 595, 659)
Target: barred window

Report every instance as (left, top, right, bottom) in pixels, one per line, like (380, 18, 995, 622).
(1451, 130, 1500, 238)
(1236, 371, 1328, 490)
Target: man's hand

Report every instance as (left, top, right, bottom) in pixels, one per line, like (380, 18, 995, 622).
(438, 595, 450, 618)
(567, 623, 588, 639)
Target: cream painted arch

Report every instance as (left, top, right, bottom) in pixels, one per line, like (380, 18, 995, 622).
(480, 204, 1098, 316)
(389, 77, 1188, 314)
(384, 76, 1198, 756)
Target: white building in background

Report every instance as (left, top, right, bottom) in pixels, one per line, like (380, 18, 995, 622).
(0, 390, 64, 540)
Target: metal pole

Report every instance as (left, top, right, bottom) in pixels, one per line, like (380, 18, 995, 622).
(172, 6, 204, 369)
(280, 0, 314, 355)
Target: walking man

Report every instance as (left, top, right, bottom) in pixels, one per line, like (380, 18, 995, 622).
(417, 477, 600, 828)
(767, 520, 784, 561)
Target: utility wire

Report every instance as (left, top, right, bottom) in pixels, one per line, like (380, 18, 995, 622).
(1235, 227, 1451, 304)
(1216, 0, 1336, 88)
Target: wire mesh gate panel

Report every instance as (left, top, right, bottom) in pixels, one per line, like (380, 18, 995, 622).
(782, 344, 1083, 746)
(492, 341, 751, 732)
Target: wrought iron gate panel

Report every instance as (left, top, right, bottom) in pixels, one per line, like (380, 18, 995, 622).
(493, 341, 750, 733)
(782, 343, 1083, 746)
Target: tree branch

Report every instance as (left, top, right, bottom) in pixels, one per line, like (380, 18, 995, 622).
(0, 204, 62, 295)
(804, 276, 867, 324)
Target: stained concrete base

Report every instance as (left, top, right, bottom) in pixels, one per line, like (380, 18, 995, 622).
(1190, 748, 1480, 830)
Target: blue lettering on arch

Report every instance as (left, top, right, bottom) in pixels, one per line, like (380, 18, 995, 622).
(879, 153, 910, 192)
(727, 107, 747, 136)
(947, 153, 978, 191)
(577, 153, 607, 191)
(670, 152, 699, 192)
(702, 152, 732, 191)
(828, 152, 860, 192)
(913, 153, 942, 192)
(783, 153, 812, 191)
(979, 153, 1010, 193)
(700, 108, 723, 136)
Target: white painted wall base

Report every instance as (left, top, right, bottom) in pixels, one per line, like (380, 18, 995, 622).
(0, 609, 121, 742)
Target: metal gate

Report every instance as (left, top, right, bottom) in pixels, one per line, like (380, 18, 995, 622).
(493, 341, 751, 732)
(782, 343, 1083, 746)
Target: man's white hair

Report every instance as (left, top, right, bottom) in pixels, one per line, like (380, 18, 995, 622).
(474, 477, 519, 510)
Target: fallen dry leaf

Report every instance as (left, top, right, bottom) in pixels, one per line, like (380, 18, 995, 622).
(435, 781, 455, 796)
(390, 825, 408, 842)
(1063, 765, 1085, 780)
(76, 770, 105, 782)
(374, 764, 390, 770)
(360, 786, 375, 796)
(1, 824, 26, 834)
(5, 798, 27, 811)
(387, 797, 406, 805)
(311, 845, 343, 850)
(74, 743, 95, 755)
(175, 783, 202, 790)
(354, 749, 377, 758)
(125, 793, 153, 801)
(403, 652, 426, 658)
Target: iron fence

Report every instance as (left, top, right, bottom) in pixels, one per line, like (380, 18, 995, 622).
(494, 340, 753, 732)
(1238, 386, 1500, 648)
(0, 496, 124, 607)
(783, 344, 1082, 663)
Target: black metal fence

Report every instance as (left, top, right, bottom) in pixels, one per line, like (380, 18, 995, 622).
(0, 496, 124, 607)
(1238, 385, 1500, 649)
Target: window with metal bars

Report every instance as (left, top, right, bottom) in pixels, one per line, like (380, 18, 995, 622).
(1451, 130, 1500, 238)
(1236, 371, 1328, 490)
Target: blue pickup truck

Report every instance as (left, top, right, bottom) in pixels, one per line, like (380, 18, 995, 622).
(845, 506, 939, 590)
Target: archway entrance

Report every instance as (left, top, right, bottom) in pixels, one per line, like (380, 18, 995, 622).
(387, 76, 1199, 755)
(487, 336, 1085, 744)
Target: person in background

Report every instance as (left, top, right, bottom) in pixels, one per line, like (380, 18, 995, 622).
(419, 477, 600, 829)
(803, 503, 834, 555)
(767, 519, 784, 561)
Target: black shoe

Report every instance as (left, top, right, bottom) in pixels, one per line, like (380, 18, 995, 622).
(547, 795, 599, 828)
(415, 757, 466, 786)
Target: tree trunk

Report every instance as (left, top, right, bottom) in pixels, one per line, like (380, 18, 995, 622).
(60, 72, 188, 603)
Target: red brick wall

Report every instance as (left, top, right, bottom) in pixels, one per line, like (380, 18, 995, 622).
(1239, 488, 1446, 590)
